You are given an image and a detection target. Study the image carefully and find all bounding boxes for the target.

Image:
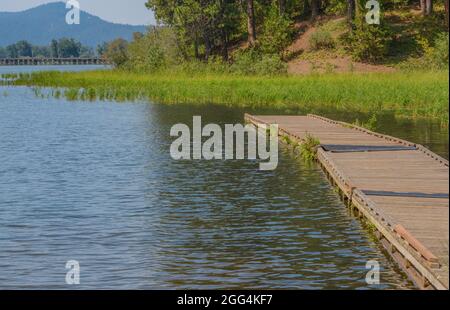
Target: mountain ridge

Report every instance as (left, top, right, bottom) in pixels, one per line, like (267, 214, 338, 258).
(0, 2, 148, 47)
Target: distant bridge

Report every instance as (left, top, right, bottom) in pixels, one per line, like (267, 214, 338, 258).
(0, 57, 110, 66)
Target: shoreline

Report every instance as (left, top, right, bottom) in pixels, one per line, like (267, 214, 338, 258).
(3, 69, 449, 121)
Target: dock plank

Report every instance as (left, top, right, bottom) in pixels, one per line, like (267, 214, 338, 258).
(245, 114, 449, 290)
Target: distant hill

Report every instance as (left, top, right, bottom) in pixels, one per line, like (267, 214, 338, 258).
(0, 2, 149, 47)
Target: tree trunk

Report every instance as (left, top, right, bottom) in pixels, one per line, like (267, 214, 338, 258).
(219, 0, 229, 61)
(445, 0, 449, 27)
(420, 0, 426, 16)
(311, 0, 319, 21)
(194, 39, 199, 60)
(425, 0, 433, 15)
(246, 0, 257, 46)
(303, 0, 310, 18)
(279, 0, 286, 14)
(221, 29, 229, 61)
(347, 0, 355, 25)
(204, 34, 211, 60)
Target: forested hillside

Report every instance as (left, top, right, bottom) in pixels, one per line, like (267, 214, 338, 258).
(102, 0, 448, 74)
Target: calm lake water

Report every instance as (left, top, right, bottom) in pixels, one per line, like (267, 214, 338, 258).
(0, 66, 447, 289)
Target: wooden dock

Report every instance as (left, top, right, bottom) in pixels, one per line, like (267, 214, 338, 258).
(245, 113, 449, 290)
(0, 57, 109, 66)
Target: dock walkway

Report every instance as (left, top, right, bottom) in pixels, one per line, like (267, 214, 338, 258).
(0, 57, 108, 66)
(245, 114, 449, 290)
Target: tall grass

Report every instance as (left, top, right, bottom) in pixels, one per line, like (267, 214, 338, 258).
(7, 70, 449, 120)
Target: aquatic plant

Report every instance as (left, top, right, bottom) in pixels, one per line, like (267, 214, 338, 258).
(300, 133, 321, 162)
(353, 113, 378, 131)
(10, 70, 449, 121)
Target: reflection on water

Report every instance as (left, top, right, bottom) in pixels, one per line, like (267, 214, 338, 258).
(1, 66, 446, 289)
(0, 86, 428, 289)
(320, 112, 449, 160)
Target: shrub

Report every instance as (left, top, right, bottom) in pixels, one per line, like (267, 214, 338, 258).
(353, 114, 378, 131)
(344, 24, 392, 62)
(104, 38, 129, 68)
(300, 133, 321, 162)
(126, 27, 183, 72)
(324, 0, 347, 15)
(259, 5, 294, 55)
(309, 30, 335, 50)
(427, 32, 449, 70)
(399, 32, 449, 70)
(231, 49, 287, 75)
(253, 54, 288, 75)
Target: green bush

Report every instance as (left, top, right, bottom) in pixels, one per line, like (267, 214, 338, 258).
(104, 38, 129, 67)
(126, 27, 182, 72)
(399, 32, 449, 70)
(309, 30, 335, 50)
(344, 24, 392, 62)
(427, 32, 449, 70)
(324, 0, 347, 15)
(253, 54, 288, 75)
(300, 133, 321, 162)
(231, 49, 287, 75)
(259, 5, 294, 55)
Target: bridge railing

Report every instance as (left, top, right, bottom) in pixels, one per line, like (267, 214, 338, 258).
(0, 57, 110, 66)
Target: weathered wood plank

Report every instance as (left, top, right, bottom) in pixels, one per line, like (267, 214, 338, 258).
(245, 113, 449, 290)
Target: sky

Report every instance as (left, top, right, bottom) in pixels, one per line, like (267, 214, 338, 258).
(0, 0, 155, 25)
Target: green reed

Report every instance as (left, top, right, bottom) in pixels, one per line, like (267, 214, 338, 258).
(10, 69, 449, 121)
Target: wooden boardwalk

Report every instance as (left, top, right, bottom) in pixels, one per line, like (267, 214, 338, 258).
(0, 57, 108, 66)
(245, 114, 449, 290)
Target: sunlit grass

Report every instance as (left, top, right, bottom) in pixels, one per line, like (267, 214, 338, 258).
(6, 69, 449, 120)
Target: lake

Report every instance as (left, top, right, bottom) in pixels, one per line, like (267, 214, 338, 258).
(0, 66, 447, 289)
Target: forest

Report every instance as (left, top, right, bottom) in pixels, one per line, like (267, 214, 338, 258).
(100, 0, 449, 74)
(0, 38, 97, 59)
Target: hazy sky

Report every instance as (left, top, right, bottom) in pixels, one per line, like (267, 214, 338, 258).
(0, 0, 155, 25)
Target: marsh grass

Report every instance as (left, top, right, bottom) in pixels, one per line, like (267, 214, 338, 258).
(300, 133, 321, 162)
(353, 113, 378, 131)
(8, 69, 449, 120)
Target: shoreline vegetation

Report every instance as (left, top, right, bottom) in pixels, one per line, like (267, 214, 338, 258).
(1, 3, 449, 122)
(5, 69, 449, 121)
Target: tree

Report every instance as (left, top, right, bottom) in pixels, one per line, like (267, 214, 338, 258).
(57, 38, 82, 58)
(445, 0, 449, 26)
(259, 4, 293, 55)
(0, 47, 7, 59)
(6, 44, 18, 58)
(421, 0, 433, 16)
(104, 38, 129, 67)
(97, 42, 108, 57)
(246, 0, 257, 46)
(15, 40, 33, 57)
(420, 0, 425, 15)
(145, 0, 241, 61)
(80, 46, 94, 58)
(32, 46, 51, 58)
(311, 0, 320, 21)
(347, 0, 355, 26)
(278, 0, 286, 14)
(51, 39, 59, 58)
(425, 0, 433, 15)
